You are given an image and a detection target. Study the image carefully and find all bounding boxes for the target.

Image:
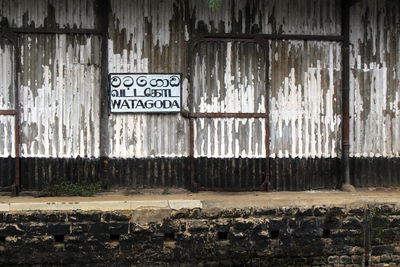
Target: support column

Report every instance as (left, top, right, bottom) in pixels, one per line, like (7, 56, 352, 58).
(97, 0, 111, 188)
(341, 0, 352, 190)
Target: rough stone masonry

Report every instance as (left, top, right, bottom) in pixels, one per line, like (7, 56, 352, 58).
(0, 203, 400, 266)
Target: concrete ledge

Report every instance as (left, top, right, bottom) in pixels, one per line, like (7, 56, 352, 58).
(5, 200, 185, 212)
(169, 200, 202, 210)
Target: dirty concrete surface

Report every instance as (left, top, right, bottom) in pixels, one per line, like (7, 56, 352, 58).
(1, 188, 400, 210)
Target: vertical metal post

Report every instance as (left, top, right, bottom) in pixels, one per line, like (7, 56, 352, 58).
(256, 38, 270, 191)
(12, 32, 21, 196)
(341, 0, 351, 186)
(97, 0, 111, 187)
(188, 38, 198, 192)
(1, 25, 21, 196)
(264, 41, 270, 191)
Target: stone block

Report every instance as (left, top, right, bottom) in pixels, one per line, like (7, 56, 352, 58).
(68, 212, 102, 222)
(0, 224, 24, 236)
(327, 256, 339, 264)
(186, 220, 209, 232)
(342, 217, 362, 229)
(380, 254, 392, 262)
(350, 246, 364, 255)
(351, 255, 363, 264)
(375, 204, 395, 215)
(371, 245, 395, 255)
(372, 216, 389, 228)
(102, 212, 131, 222)
(47, 223, 71, 235)
(313, 206, 328, 217)
(108, 223, 130, 235)
(339, 255, 351, 264)
(328, 207, 345, 216)
(87, 222, 109, 234)
(370, 255, 380, 264)
(392, 254, 400, 262)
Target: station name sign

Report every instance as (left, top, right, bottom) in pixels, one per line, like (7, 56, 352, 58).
(109, 73, 182, 113)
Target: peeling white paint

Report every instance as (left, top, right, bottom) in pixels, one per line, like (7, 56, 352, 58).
(194, 118, 266, 158)
(19, 34, 101, 158)
(270, 41, 342, 159)
(0, 0, 398, 162)
(193, 42, 265, 114)
(0, 40, 15, 157)
(108, 0, 189, 158)
(0, 115, 15, 157)
(349, 0, 400, 158)
(0, 42, 14, 110)
(0, 0, 95, 29)
(189, 0, 340, 35)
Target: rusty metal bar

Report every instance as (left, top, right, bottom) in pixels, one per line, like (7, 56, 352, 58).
(189, 118, 197, 192)
(182, 112, 267, 119)
(341, 0, 351, 186)
(0, 110, 17, 115)
(198, 186, 260, 192)
(261, 39, 271, 191)
(97, 0, 111, 188)
(12, 33, 21, 196)
(10, 28, 101, 35)
(261, 33, 344, 42)
(188, 37, 198, 192)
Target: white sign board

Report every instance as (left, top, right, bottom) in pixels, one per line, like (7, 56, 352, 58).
(109, 73, 182, 113)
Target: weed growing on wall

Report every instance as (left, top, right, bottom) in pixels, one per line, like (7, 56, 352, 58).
(206, 0, 222, 9)
(38, 181, 104, 197)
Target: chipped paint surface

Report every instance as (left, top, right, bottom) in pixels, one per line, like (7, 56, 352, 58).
(108, 0, 345, 159)
(0, 39, 15, 157)
(108, 0, 190, 158)
(19, 34, 101, 157)
(193, 41, 266, 113)
(192, 41, 266, 158)
(349, 0, 400, 158)
(0, 0, 398, 163)
(0, 39, 14, 110)
(189, 0, 341, 35)
(0, 0, 95, 29)
(0, 115, 15, 157)
(194, 118, 265, 158)
(270, 41, 342, 158)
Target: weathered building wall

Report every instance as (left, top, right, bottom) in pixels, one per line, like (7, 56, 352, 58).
(349, 0, 400, 186)
(108, 0, 343, 159)
(106, 0, 345, 190)
(0, 0, 398, 190)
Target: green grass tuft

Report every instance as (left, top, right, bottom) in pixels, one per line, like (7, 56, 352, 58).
(38, 180, 104, 197)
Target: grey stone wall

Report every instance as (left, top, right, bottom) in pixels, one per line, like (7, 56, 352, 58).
(0, 204, 399, 266)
